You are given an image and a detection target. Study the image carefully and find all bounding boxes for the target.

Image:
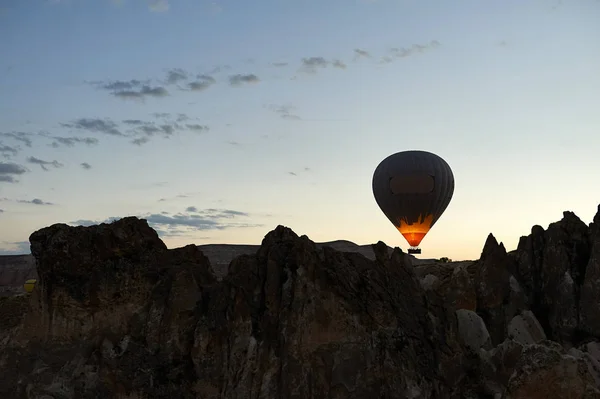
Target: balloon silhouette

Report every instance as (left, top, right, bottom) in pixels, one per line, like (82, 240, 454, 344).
(372, 150, 454, 254)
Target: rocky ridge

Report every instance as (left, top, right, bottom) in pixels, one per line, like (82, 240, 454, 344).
(0, 240, 437, 297)
(0, 204, 599, 398)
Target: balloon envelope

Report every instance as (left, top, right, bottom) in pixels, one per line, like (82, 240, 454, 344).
(372, 150, 454, 248)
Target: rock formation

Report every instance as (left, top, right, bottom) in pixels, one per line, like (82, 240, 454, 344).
(1, 205, 600, 398)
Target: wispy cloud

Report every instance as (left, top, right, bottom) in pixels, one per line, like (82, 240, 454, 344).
(61, 117, 124, 136)
(332, 59, 347, 69)
(188, 74, 217, 91)
(0, 162, 28, 183)
(287, 167, 311, 177)
(267, 104, 302, 120)
(229, 73, 260, 86)
(0, 143, 19, 158)
(186, 124, 209, 133)
(300, 56, 347, 73)
(39, 132, 99, 148)
(0, 132, 33, 147)
(113, 85, 169, 100)
(69, 207, 261, 238)
(158, 193, 194, 202)
(353, 48, 371, 59)
(389, 40, 441, 59)
(148, 0, 169, 12)
(301, 56, 328, 73)
(131, 137, 150, 146)
(81, 162, 92, 170)
(165, 68, 188, 84)
(18, 198, 53, 205)
(92, 79, 169, 100)
(26, 156, 64, 171)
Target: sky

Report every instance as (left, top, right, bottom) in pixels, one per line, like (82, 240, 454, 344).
(0, 0, 599, 260)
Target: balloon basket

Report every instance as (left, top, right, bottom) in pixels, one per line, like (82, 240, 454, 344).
(408, 247, 421, 255)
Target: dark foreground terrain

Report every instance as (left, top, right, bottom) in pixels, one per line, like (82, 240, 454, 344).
(1, 205, 600, 398)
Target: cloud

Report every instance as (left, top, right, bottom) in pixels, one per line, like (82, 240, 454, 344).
(39, 133, 99, 148)
(122, 115, 206, 144)
(152, 112, 171, 119)
(332, 59, 347, 69)
(129, 121, 182, 139)
(267, 104, 301, 120)
(157, 192, 197, 202)
(287, 167, 312, 177)
(69, 207, 261, 236)
(113, 85, 169, 100)
(0, 132, 33, 147)
(354, 48, 371, 59)
(26, 156, 64, 171)
(0, 143, 19, 158)
(187, 208, 250, 219)
(0, 241, 30, 255)
(0, 209, 3, 213)
(123, 119, 145, 125)
(389, 40, 441, 59)
(81, 162, 92, 170)
(61, 118, 124, 136)
(132, 137, 150, 146)
(186, 124, 209, 133)
(0, 162, 28, 183)
(99, 79, 148, 91)
(188, 75, 216, 91)
(301, 56, 328, 73)
(145, 210, 257, 230)
(165, 68, 188, 84)
(148, 0, 169, 12)
(92, 79, 169, 100)
(18, 198, 53, 205)
(299, 57, 346, 73)
(229, 74, 260, 86)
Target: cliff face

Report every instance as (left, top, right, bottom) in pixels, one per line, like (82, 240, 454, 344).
(1, 206, 600, 399)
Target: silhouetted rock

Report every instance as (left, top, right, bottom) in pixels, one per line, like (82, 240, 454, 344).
(2, 206, 600, 398)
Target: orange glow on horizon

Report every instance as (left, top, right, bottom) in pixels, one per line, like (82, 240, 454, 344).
(396, 213, 434, 247)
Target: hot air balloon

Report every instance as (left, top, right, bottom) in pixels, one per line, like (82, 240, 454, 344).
(24, 279, 37, 293)
(372, 150, 454, 254)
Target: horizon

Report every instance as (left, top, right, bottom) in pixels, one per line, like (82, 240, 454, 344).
(1, 0, 599, 260)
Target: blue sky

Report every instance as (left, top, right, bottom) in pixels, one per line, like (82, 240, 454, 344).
(1, 0, 599, 260)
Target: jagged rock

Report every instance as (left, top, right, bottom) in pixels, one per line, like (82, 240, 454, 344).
(2, 206, 600, 398)
(456, 309, 492, 352)
(510, 209, 596, 346)
(506, 341, 600, 398)
(420, 274, 440, 291)
(371, 240, 390, 264)
(0, 220, 446, 399)
(475, 234, 524, 345)
(580, 205, 600, 338)
(449, 264, 477, 311)
(508, 310, 547, 345)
